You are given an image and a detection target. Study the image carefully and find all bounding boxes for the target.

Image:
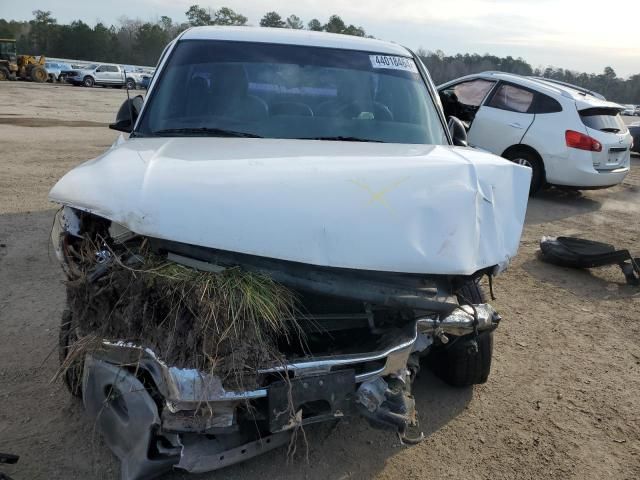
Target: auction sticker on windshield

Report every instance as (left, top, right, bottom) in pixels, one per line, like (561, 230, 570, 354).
(369, 55, 418, 73)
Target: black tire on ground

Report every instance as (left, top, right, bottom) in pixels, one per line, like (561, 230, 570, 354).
(58, 309, 83, 397)
(504, 148, 545, 195)
(428, 280, 493, 387)
(0, 66, 9, 81)
(30, 65, 48, 83)
(83, 75, 94, 87)
(126, 78, 136, 90)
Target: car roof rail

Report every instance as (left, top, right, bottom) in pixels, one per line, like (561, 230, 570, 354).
(528, 77, 605, 100)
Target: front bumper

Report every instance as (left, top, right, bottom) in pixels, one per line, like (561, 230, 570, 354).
(82, 305, 499, 479)
(65, 75, 83, 84)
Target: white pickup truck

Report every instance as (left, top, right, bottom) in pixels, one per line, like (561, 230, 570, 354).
(65, 63, 143, 89)
(51, 27, 531, 480)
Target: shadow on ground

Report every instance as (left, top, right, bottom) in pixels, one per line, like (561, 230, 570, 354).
(521, 253, 639, 301)
(525, 188, 602, 225)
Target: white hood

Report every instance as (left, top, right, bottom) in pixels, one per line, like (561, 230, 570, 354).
(49, 138, 530, 275)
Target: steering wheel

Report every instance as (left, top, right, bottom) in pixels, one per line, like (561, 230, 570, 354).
(335, 101, 394, 120)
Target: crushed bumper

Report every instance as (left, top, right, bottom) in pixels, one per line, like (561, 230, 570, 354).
(81, 305, 499, 479)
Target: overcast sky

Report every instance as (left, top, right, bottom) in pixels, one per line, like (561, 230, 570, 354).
(4, 0, 639, 77)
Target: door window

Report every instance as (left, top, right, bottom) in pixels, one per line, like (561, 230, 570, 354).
(488, 84, 534, 113)
(449, 79, 496, 106)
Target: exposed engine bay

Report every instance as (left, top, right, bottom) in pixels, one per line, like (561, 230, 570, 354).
(53, 206, 501, 480)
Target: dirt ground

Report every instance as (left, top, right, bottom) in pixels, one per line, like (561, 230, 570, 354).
(0, 82, 639, 480)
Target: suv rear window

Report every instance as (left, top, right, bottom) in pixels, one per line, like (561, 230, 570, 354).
(580, 108, 628, 133)
(531, 93, 562, 114)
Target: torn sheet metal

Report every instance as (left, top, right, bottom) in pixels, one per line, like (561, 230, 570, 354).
(49, 138, 530, 275)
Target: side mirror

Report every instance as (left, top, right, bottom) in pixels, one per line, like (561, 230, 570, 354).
(109, 95, 144, 133)
(448, 116, 468, 147)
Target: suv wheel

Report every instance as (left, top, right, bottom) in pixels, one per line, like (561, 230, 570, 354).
(505, 149, 544, 195)
(428, 280, 494, 387)
(126, 78, 136, 90)
(83, 76, 94, 87)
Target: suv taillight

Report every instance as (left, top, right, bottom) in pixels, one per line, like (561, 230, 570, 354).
(565, 130, 602, 152)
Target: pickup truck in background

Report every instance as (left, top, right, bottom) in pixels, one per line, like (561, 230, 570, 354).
(65, 63, 143, 89)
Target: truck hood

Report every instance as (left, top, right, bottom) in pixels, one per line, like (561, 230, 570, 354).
(49, 138, 531, 275)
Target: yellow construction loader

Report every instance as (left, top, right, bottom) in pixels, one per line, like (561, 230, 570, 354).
(0, 38, 48, 82)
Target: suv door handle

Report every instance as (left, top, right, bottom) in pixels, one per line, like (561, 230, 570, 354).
(509, 122, 524, 129)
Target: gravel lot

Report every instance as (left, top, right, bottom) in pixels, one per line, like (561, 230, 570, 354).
(1, 82, 639, 480)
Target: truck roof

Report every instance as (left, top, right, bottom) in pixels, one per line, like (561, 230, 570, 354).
(180, 26, 411, 57)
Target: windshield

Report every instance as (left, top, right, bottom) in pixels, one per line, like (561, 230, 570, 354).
(0, 41, 16, 56)
(135, 40, 448, 144)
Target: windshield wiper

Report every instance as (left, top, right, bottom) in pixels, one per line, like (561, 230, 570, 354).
(305, 136, 384, 143)
(600, 127, 620, 133)
(151, 127, 262, 138)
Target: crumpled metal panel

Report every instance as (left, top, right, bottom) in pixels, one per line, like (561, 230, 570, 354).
(49, 138, 530, 275)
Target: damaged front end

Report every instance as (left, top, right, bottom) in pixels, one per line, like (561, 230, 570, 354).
(53, 206, 501, 480)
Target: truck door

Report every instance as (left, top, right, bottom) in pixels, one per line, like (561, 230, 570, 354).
(95, 65, 111, 83)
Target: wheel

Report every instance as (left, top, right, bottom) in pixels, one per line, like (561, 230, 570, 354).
(428, 280, 493, 387)
(125, 78, 136, 90)
(83, 75, 94, 87)
(30, 65, 48, 83)
(504, 149, 545, 195)
(0, 66, 9, 81)
(430, 330, 494, 387)
(58, 309, 83, 397)
(455, 278, 487, 304)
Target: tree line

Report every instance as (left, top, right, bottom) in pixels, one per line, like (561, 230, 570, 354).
(0, 7, 367, 67)
(419, 50, 640, 104)
(1, 7, 638, 103)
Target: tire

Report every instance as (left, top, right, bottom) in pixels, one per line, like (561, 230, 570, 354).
(455, 278, 487, 304)
(0, 66, 9, 81)
(30, 65, 48, 83)
(83, 75, 94, 87)
(430, 330, 494, 387)
(58, 309, 83, 397)
(125, 78, 136, 90)
(504, 148, 545, 195)
(428, 280, 493, 387)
